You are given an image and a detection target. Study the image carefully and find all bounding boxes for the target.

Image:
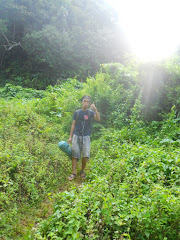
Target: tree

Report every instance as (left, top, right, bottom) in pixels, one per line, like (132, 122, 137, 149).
(0, 0, 128, 88)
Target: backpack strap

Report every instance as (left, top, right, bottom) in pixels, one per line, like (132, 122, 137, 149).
(75, 109, 81, 121)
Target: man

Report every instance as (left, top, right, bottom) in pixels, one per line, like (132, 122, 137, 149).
(68, 95, 100, 180)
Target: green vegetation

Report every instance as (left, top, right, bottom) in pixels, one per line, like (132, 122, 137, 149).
(1, 0, 180, 239)
(0, 0, 127, 88)
(0, 62, 180, 239)
(32, 139, 179, 240)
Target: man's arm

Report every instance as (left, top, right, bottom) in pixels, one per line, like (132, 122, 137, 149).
(68, 120, 76, 144)
(90, 102, 100, 121)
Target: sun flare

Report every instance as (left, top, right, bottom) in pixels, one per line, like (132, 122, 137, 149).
(107, 0, 180, 61)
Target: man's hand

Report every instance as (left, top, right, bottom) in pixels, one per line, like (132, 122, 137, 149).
(90, 102, 100, 121)
(90, 102, 97, 111)
(68, 137, 72, 144)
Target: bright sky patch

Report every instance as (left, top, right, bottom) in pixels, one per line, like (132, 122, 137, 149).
(107, 0, 180, 61)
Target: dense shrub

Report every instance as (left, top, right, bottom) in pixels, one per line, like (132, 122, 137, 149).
(0, 84, 46, 99)
(0, 98, 70, 238)
(0, 62, 180, 239)
(31, 130, 180, 239)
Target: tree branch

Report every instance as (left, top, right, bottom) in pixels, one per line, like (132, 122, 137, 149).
(2, 32, 10, 45)
(3, 42, 21, 51)
(2, 32, 21, 51)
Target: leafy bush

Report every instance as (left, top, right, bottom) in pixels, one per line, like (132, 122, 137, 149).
(0, 84, 46, 99)
(30, 109, 180, 239)
(0, 61, 180, 239)
(31, 133, 180, 239)
(0, 97, 71, 238)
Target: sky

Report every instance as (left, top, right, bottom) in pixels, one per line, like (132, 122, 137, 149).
(106, 0, 180, 61)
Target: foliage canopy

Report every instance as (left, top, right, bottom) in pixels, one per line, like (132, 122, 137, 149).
(0, 0, 127, 87)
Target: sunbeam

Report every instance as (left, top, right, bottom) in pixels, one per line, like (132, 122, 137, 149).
(107, 0, 180, 61)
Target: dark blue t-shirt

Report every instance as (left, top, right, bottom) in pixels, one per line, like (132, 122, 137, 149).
(73, 109, 95, 136)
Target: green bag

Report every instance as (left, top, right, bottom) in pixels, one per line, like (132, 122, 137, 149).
(58, 141, 72, 159)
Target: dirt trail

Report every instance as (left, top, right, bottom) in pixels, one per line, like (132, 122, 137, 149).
(18, 171, 86, 239)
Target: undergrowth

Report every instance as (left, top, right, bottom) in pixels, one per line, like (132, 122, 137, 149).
(29, 128, 180, 240)
(0, 63, 180, 239)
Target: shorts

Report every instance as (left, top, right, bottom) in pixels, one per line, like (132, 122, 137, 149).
(72, 134, 90, 159)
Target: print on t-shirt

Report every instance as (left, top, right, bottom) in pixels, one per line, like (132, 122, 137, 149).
(84, 115, 89, 120)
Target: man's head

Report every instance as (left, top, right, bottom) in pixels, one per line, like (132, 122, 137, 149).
(81, 95, 91, 110)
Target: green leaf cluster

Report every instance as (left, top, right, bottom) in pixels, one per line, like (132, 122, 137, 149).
(32, 134, 179, 239)
(0, 62, 180, 239)
(0, 0, 125, 86)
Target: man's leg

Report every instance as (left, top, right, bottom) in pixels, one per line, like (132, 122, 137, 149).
(68, 157, 77, 180)
(72, 157, 78, 174)
(81, 136, 90, 179)
(80, 157, 88, 179)
(82, 157, 88, 171)
(68, 134, 80, 181)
